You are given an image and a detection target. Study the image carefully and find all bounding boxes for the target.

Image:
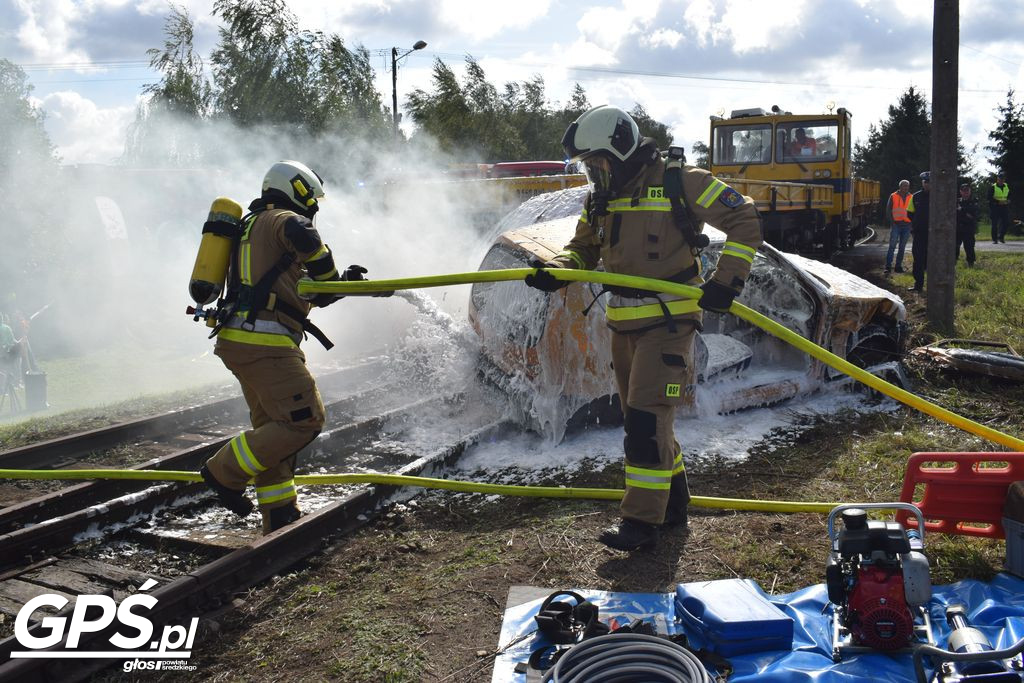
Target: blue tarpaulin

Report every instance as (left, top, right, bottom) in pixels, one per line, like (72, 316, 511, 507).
(492, 574, 1024, 682)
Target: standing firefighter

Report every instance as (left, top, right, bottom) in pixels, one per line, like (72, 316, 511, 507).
(525, 106, 763, 551)
(200, 160, 366, 534)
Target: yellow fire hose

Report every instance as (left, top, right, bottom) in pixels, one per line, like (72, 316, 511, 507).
(2, 268, 1019, 517)
(0, 468, 837, 514)
(297, 268, 1024, 451)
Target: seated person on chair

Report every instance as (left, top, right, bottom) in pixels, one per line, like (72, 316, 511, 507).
(789, 128, 817, 157)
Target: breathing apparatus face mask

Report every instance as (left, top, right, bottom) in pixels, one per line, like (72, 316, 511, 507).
(583, 155, 614, 195)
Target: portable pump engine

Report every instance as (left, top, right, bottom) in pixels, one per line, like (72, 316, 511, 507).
(826, 502, 934, 661)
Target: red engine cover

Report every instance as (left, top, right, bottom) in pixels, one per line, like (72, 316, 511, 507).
(848, 565, 914, 650)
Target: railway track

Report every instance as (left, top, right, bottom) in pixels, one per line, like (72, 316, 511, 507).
(0, 362, 511, 682)
(0, 358, 409, 512)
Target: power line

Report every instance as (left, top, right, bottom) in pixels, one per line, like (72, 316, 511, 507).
(19, 51, 1010, 98)
(30, 77, 155, 84)
(961, 43, 1022, 69)
(16, 59, 152, 72)
(371, 49, 1008, 95)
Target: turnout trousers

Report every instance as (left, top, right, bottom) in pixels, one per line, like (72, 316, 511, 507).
(205, 345, 325, 534)
(610, 323, 695, 525)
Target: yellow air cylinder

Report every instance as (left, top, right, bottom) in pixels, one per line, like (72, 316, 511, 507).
(189, 197, 244, 305)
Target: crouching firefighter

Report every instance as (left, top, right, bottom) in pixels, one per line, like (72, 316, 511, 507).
(198, 160, 368, 535)
(526, 106, 763, 551)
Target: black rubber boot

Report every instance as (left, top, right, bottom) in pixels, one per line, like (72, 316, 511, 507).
(664, 473, 690, 529)
(663, 504, 688, 529)
(200, 465, 254, 517)
(266, 503, 302, 533)
(597, 518, 659, 551)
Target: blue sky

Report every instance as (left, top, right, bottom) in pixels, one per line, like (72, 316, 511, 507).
(3, 0, 1023, 173)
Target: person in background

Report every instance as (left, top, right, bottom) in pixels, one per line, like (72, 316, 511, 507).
(526, 106, 763, 552)
(989, 174, 1010, 244)
(956, 183, 979, 267)
(789, 127, 817, 157)
(0, 313, 30, 387)
(908, 171, 931, 292)
(884, 179, 913, 275)
(9, 304, 40, 375)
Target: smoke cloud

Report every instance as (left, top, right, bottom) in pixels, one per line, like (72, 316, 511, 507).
(2, 110, 509, 418)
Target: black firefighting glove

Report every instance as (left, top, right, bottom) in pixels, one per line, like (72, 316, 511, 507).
(697, 279, 738, 313)
(342, 264, 368, 281)
(342, 264, 394, 297)
(524, 260, 569, 292)
(312, 293, 340, 307)
(313, 265, 371, 306)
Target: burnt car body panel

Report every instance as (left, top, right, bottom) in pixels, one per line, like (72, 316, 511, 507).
(469, 187, 905, 438)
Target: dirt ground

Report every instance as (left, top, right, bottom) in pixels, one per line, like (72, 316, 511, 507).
(124, 236, 1013, 683)
(157, 442, 854, 683)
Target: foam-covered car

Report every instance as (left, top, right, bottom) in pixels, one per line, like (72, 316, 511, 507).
(469, 186, 906, 440)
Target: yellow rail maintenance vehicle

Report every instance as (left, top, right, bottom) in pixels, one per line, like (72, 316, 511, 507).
(710, 106, 880, 257)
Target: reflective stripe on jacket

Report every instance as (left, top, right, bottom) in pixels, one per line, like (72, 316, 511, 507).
(550, 161, 762, 333)
(217, 206, 322, 353)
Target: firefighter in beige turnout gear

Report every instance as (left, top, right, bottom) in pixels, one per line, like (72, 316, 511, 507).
(201, 160, 367, 535)
(526, 106, 763, 551)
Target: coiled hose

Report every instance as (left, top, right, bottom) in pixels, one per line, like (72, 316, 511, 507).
(541, 633, 713, 682)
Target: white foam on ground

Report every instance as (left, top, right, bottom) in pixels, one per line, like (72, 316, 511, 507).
(450, 387, 898, 484)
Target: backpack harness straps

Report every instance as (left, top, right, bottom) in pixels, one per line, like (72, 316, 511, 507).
(211, 210, 334, 350)
(579, 150, 707, 334)
(663, 146, 711, 252)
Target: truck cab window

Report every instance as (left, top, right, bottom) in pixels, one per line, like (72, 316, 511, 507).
(712, 124, 773, 165)
(776, 121, 839, 162)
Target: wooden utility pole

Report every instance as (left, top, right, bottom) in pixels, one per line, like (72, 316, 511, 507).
(927, 0, 959, 333)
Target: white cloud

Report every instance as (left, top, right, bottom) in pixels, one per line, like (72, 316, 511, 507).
(437, 0, 552, 39)
(577, 5, 643, 53)
(310, 0, 553, 42)
(12, 0, 88, 63)
(36, 91, 137, 164)
(719, 0, 809, 53)
(644, 28, 683, 50)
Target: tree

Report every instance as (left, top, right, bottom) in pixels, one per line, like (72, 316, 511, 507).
(629, 104, 673, 150)
(853, 86, 932, 198)
(127, 0, 390, 169)
(691, 141, 710, 169)
(209, 0, 389, 140)
(0, 59, 53, 174)
(986, 89, 1024, 196)
(565, 83, 590, 118)
(0, 59, 59, 304)
(123, 5, 210, 164)
(406, 59, 473, 158)
(408, 59, 673, 163)
(144, 5, 210, 118)
(209, 0, 300, 128)
(854, 86, 975, 222)
(407, 57, 530, 161)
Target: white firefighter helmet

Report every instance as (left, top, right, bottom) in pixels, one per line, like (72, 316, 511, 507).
(561, 105, 641, 163)
(262, 160, 325, 214)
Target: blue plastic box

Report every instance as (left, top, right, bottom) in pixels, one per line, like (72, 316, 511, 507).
(674, 578, 794, 656)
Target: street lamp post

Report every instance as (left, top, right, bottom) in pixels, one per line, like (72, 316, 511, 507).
(392, 40, 427, 140)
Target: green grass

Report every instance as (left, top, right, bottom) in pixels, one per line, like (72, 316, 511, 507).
(977, 219, 1024, 242)
(0, 342, 234, 448)
(953, 253, 1024, 350)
